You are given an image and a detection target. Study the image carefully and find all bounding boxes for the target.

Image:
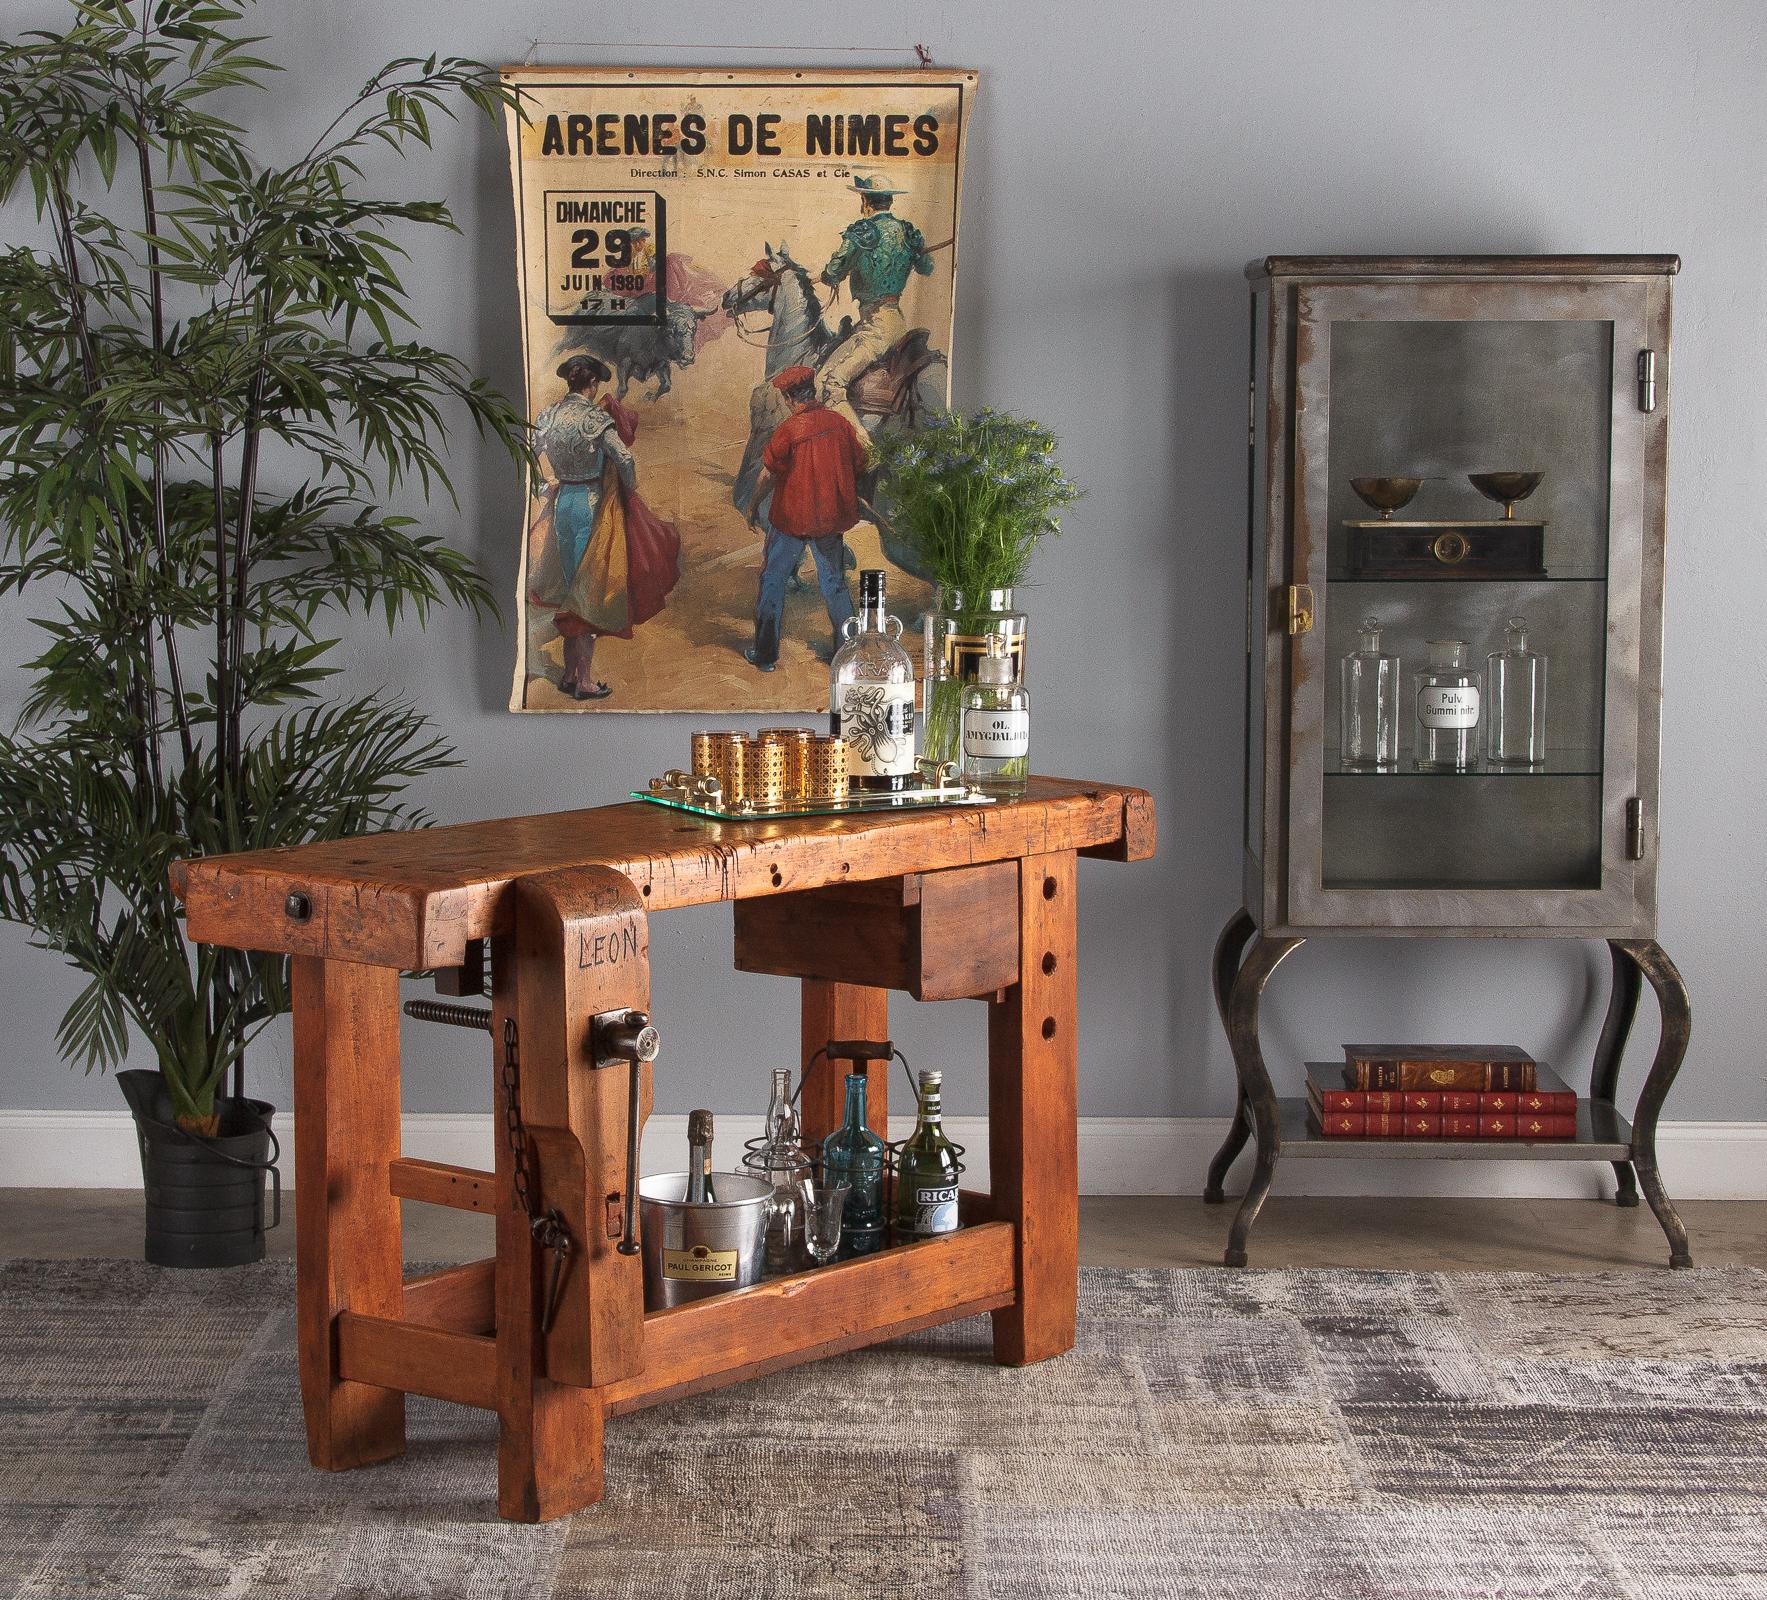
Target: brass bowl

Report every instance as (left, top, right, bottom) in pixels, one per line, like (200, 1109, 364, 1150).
(1350, 476, 1423, 519)
(1468, 471, 1544, 519)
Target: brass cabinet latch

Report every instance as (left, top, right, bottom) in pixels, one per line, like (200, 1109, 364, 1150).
(1626, 797, 1647, 861)
(1284, 584, 1315, 636)
(1637, 349, 1657, 413)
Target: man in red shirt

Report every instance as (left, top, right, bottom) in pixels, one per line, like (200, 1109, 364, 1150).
(743, 365, 866, 671)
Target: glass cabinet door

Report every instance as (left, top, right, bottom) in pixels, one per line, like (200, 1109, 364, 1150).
(1283, 278, 1652, 929)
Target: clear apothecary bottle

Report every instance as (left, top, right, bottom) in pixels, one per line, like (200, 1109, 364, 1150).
(1415, 638, 1481, 772)
(1339, 615, 1400, 768)
(1486, 615, 1548, 767)
(961, 634, 1030, 794)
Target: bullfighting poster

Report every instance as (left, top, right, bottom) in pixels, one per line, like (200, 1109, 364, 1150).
(502, 66, 976, 711)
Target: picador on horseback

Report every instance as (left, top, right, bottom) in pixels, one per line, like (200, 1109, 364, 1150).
(817, 173, 936, 460)
(721, 173, 950, 668)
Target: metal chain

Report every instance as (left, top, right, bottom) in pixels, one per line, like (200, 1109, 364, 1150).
(501, 1017, 573, 1333)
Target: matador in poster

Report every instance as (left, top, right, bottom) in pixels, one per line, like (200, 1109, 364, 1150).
(503, 67, 975, 711)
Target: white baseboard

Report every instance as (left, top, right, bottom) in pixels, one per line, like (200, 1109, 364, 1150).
(2, 1109, 1763, 1200)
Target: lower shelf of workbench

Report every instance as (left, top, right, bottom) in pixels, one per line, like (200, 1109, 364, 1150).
(605, 1217, 1017, 1415)
(349, 1216, 1018, 1420)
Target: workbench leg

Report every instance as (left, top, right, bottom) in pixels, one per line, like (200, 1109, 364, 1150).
(988, 851, 1079, 1367)
(291, 957, 406, 1471)
(800, 978, 890, 1145)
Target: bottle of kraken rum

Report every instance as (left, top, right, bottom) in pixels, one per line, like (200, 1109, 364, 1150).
(829, 569, 917, 792)
(892, 1069, 961, 1242)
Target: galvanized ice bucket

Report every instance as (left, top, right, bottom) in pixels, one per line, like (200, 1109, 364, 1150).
(638, 1171, 772, 1309)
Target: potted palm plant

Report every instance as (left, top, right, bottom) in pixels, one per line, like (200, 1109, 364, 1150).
(0, 1, 527, 1264)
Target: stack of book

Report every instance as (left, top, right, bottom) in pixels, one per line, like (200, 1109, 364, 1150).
(1306, 1045, 1579, 1140)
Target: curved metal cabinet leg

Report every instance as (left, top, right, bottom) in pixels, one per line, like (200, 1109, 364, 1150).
(1615, 939, 1693, 1269)
(1221, 932, 1305, 1267)
(1204, 1098, 1252, 1205)
(1592, 941, 1644, 1208)
(1204, 910, 1259, 1204)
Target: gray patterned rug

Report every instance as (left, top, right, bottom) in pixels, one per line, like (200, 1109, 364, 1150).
(4, 1259, 1767, 1599)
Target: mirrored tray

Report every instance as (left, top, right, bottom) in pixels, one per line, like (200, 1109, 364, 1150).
(633, 764, 995, 822)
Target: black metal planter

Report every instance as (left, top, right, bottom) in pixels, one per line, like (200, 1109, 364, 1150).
(117, 1069, 282, 1268)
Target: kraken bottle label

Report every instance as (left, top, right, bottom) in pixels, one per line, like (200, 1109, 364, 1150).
(832, 683, 917, 777)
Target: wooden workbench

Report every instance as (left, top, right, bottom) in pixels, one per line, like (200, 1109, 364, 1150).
(174, 775, 1155, 1521)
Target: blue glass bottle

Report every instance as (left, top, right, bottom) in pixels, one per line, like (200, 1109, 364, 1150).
(820, 1073, 887, 1258)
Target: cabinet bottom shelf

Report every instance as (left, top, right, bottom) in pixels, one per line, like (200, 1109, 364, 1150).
(1278, 1097, 1632, 1160)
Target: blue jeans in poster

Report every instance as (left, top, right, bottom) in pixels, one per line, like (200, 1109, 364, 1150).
(753, 527, 855, 666)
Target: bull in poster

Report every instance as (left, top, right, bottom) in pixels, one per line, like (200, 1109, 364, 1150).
(502, 67, 974, 710)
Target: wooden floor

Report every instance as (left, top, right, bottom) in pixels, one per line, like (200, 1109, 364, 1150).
(2, 1189, 1760, 1271)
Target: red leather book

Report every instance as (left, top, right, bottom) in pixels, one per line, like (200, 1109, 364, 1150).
(1517, 1114, 1577, 1139)
(1312, 1086, 1402, 1114)
(1310, 1064, 1576, 1116)
(1479, 1114, 1517, 1138)
(1343, 1045, 1536, 1093)
(1442, 1114, 1481, 1139)
(1401, 1112, 1442, 1137)
(1312, 1109, 1366, 1137)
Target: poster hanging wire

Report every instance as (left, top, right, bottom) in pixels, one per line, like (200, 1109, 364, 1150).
(520, 40, 936, 66)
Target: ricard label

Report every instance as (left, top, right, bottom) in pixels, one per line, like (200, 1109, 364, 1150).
(963, 708, 1029, 758)
(1417, 684, 1480, 729)
(903, 1183, 959, 1236)
(661, 1244, 739, 1283)
(833, 683, 916, 776)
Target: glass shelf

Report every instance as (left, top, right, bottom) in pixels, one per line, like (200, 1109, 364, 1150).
(1325, 749, 1602, 779)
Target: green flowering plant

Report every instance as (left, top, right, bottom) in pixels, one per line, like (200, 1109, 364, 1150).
(872, 409, 1081, 763)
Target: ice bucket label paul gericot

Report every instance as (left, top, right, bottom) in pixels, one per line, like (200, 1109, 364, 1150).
(662, 1245, 738, 1282)
(1417, 684, 1480, 728)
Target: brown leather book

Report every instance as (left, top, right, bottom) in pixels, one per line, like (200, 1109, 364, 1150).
(1343, 1045, 1536, 1093)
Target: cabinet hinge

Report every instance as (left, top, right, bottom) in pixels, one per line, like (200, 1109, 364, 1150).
(1284, 583, 1314, 636)
(1625, 797, 1646, 861)
(1636, 349, 1657, 413)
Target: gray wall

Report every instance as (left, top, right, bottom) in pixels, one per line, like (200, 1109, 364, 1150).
(3, 0, 1762, 1135)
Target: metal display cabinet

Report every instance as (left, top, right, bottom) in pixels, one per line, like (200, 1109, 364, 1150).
(1210, 256, 1690, 1267)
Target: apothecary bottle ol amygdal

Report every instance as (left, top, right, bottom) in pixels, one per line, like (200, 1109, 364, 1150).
(829, 568, 916, 792)
(1415, 638, 1481, 772)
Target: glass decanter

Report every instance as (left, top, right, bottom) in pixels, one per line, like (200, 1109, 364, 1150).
(1339, 614, 1400, 769)
(829, 569, 916, 792)
(1486, 615, 1548, 767)
(1415, 638, 1481, 772)
(819, 1073, 886, 1258)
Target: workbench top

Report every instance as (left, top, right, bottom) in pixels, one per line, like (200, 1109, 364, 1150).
(173, 775, 1154, 969)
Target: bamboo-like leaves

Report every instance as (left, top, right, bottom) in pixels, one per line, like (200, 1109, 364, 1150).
(0, 2, 524, 1121)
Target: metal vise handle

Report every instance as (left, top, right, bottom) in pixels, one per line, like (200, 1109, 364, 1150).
(593, 1010, 660, 1257)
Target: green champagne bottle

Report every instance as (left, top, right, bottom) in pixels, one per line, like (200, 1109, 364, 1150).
(893, 1069, 961, 1241)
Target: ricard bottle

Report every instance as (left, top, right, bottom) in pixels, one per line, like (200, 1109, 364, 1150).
(830, 569, 917, 792)
(892, 1069, 961, 1242)
(1415, 638, 1481, 772)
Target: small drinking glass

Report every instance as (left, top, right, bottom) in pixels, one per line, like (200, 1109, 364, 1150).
(804, 1181, 850, 1267)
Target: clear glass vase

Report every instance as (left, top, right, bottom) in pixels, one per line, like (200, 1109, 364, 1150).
(920, 586, 1027, 769)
